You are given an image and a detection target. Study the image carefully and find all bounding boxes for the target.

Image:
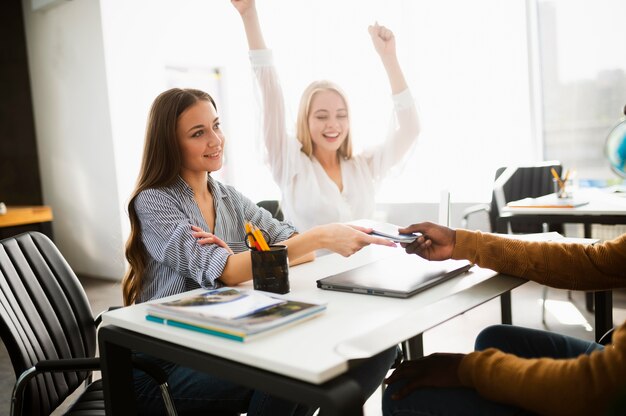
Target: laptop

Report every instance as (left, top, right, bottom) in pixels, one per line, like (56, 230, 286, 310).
(316, 254, 472, 298)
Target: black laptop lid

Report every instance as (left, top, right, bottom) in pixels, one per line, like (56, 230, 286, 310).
(316, 254, 472, 298)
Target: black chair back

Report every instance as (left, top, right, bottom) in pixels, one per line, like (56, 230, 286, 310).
(0, 232, 96, 415)
(256, 200, 284, 221)
(489, 163, 563, 233)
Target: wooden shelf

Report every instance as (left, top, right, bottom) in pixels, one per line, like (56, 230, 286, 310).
(0, 205, 53, 228)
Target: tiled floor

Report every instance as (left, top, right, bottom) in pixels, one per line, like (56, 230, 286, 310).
(1, 276, 624, 416)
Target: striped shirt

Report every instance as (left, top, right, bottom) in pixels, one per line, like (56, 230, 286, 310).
(134, 175, 296, 303)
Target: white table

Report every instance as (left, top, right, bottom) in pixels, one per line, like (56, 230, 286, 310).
(99, 246, 525, 415)
(501, 187, 626, 217)
(499, 187, 626, 340)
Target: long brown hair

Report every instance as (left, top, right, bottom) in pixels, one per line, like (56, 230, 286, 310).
(122, 88, 216, 305)
(296, 80, 353, 159)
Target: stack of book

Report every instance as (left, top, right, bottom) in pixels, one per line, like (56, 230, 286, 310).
(146, 288, 326, 342)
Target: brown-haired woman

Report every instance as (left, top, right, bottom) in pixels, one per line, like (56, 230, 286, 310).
(123, 87, 398, 415)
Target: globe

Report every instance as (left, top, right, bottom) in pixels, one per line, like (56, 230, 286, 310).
(605, 105, 626, 178)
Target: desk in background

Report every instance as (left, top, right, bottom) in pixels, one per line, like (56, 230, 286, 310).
(0, 205, 53, 240)
(99, 246, 526, 415)
(498, 187, 626, 341)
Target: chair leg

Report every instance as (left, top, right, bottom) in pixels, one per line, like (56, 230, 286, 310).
(160, 382, 179, 416)
(401, 334, 424, 360)
(500, 292, 512, 324)
(585, 291, 594, 312)
(542, 286, 549, 326)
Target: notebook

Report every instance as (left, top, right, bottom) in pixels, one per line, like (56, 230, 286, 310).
(316, 254, 472, 298)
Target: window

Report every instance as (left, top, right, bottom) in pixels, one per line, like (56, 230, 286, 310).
(537, 0, 626, 181)
(231, 0, 536, 203)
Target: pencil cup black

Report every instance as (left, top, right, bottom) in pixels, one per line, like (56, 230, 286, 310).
(250, 245, 290, 294)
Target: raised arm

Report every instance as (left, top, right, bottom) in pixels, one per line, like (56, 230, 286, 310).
(232, 0, 292, 185)
(365, 23, 420, 178)
(231, 0, 266, 50)
(368, 22, 408, 94)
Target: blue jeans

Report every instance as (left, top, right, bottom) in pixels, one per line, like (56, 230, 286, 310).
(383, 325, 604, 416)
(134, 346, 398, 415)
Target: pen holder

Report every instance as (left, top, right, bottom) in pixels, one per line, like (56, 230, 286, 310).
(250, 245, 290, 294)
(553, 178, 574, 199)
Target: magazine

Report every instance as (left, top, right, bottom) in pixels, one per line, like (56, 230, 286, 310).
(148, 288, 285, 320)
(146, 288, 326, 342)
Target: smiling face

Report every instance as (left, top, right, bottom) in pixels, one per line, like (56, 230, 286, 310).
(176, 99, 224, 177)
(307, 90, 349, 157)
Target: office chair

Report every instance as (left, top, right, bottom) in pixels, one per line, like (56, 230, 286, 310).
(256, 200, 284, 221)
(461, 161, 563, 234)
(0, 231, 177, 416)
(461, 162, 564, 326)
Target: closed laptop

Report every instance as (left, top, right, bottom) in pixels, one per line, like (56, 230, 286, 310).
(316, 254, 472, 298)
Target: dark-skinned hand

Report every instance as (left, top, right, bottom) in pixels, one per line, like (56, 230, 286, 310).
(399, 221, 456, 261)
(385, 352, 466, 400)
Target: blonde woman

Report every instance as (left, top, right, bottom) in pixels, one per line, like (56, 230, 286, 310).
(233, 0, 420, 232)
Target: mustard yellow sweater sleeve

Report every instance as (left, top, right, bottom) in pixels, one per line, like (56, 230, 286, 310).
(453, 230, 626, 290)
(453, 230, 626, 415)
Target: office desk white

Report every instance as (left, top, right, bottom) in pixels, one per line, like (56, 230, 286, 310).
(499, 187, 626, 341)
(99, 246, 526, 415)
(500, 187, 626, 217)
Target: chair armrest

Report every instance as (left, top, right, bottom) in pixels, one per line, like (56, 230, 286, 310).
(461, 203, 491, 228)
(12, 356, 177, 416)
(94, 306, 122, 327)
(599, 327, 615, 345)
(12, 357, 101, 416)
(131, 356, 178, 414)
(35, 357, 101, 372)
(131, 356, 170, 385)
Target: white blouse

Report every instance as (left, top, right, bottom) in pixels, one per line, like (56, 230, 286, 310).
(250, 49, 420, 232)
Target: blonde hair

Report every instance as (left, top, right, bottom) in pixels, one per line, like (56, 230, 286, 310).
(122, 88, 216, 306)
(296, 80, 352, 159)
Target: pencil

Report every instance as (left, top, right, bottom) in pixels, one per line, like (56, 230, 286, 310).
(550, 167, 564, 190)
(245, 222, 254, 247)
(562, 168, 571, 183)
(252, 225, 270, 251)
(245, 222, 262, 251)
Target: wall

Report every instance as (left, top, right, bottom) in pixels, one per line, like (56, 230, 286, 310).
(379, 202, 490, 231)
(1, 0, 42, 206)
(21, 0, 125, 280)
(98, 0, 255, 244)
